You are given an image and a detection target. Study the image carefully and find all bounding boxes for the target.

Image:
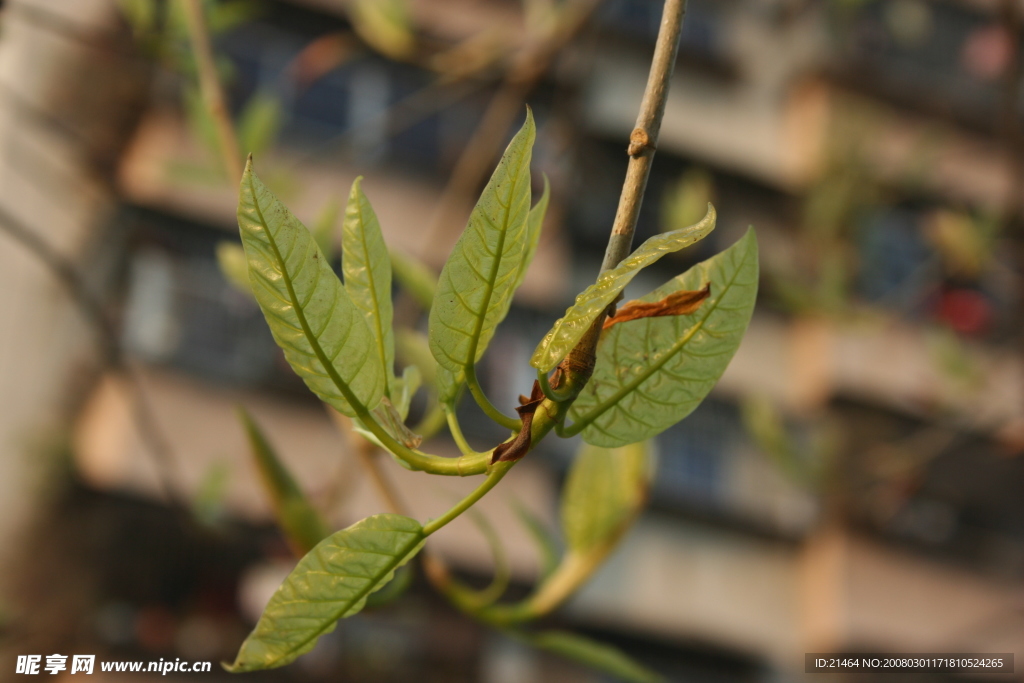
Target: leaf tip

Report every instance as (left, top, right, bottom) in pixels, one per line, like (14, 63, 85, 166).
(704, 201, 717, 227)
(537, 172, 551, 202)
(737, 225, 759, 255)
(521, 105, 536, 141)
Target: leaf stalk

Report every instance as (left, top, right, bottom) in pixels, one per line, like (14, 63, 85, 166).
(465, 364, 523, 430)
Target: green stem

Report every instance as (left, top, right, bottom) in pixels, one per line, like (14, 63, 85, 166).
(537, 369, 574, 403)
(465, 364, 522, 431)
(356, 406, 492, 476)
(445, 405, 487, 457)
(423, 460, 514, 535)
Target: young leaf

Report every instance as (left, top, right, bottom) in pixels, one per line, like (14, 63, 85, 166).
(391, 363, 422, 420)
(227, 514, 425, 672)
(239, 408, 330, 555)
(343, 177, 395, 395)
(216, 242, 252, 295)
(530, 205, 716, 373)
(391, 249, 438, 311)
(512, 173, 551, 293)
(561, 441, 650, 554)
(349, 365, 422, 450)
(569, 229, 758, 447)
(512, 630, 663, 683)
(355, 396, 423, 450)
(429, 109, 535, 374)
(238, 158, 384, 417)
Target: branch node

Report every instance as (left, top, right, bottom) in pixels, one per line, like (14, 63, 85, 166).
(627, 127, 654, 157)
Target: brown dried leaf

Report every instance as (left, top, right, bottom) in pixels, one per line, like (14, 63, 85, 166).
(602, 284, 710, 331)
(492, 381, 544, 464)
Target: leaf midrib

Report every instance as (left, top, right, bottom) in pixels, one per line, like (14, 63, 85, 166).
(353, 193, 391, 396)
(248, 173, 370, 417)
(571, 246, 753, 434)
(259, 528, 425, 668)
(464, 149, 527, 367)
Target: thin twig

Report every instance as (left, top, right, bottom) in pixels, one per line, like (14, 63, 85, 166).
(600, 0, 687, 272)
(564, 0, 687, 372)
(180, 0, 243, 182)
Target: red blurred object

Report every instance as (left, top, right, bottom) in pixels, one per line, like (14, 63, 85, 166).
(936, 288, 992, 335)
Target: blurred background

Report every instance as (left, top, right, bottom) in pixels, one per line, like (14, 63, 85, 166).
(1, 0, 1023, 680)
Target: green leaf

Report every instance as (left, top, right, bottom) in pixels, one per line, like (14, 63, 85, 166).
(391, 363, 422, 420)
(390, 249, 438, 311)
(343, 177, 395, 396)
(311, 198, 341, 260)
(227, 514, 425, 672)
(429, 110, 535, 374)
(530, 205, 717, 373)
(238, 90, 283, 159)
(561, 441, 650, 554)
(216, 241, 252, 295)
(512, 173, 550, 292)
(512, 630, 662, 683)
(569, 229, 758, 447)
(511, 498, 560, 580)
(239, 408, 330, 555)
(437, 366, 465, 406)
(238, 158, 384, 417)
